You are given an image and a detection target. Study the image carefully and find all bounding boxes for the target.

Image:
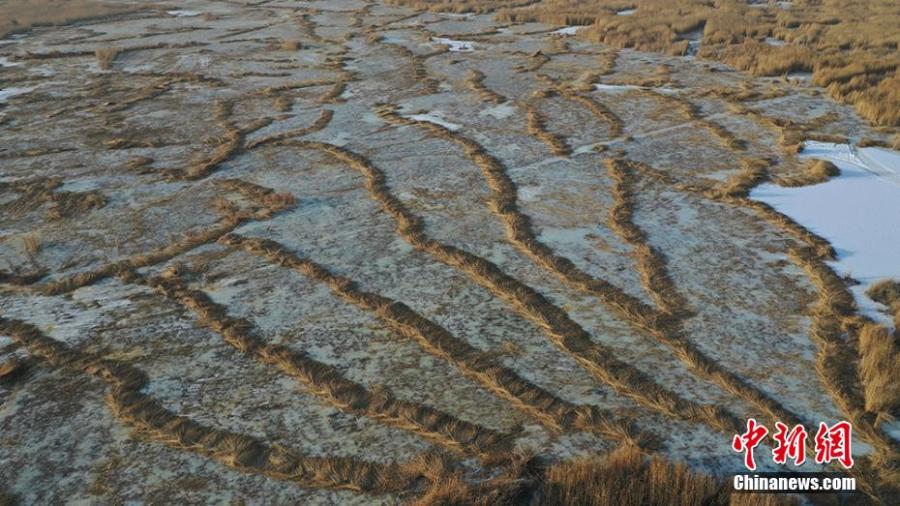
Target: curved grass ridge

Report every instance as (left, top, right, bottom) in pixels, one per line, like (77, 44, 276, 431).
(638, 90, 746, 150)
(246, 109, 334, 149)
(525, 92, 572, 156)
(0, 316, 421, 494)
(641, 160, 898, 498)
(220, 232, 639, 445)
(465, 69, 507, 104)
(131, 270, 512, 459)
(371, 105, 872, 455)
(275, 138, 742, 438)
(36, 178, 297, 296)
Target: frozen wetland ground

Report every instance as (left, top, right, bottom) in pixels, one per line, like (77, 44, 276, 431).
(0, 0, 898, 503)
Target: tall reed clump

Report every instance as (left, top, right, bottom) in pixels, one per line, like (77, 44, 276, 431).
(535, 445, 800, 506)
(95, 47, 119, 70)
(858, 323, 900, 417)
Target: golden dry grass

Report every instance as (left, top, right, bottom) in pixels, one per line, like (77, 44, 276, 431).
(858, 324, 900, 416)
(0, 0, 140, 39)
(396, 0, 900, 127)
(0, 316, 424, 494)
(94, 47, 119, 70)
(536, 445, 799, 506)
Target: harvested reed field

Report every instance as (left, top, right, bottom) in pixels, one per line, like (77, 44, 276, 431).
(1, 0, 898, 504)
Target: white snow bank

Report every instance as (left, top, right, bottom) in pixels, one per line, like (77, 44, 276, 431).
(552, 26, 582, 36)
(617, 8, 637, 16)
(0, 87, 35, 102)
(166, 10, 202, 17)
(407, 113, 461, 131)
(750, 141, 900, 324)
(431, 37, 475, 52)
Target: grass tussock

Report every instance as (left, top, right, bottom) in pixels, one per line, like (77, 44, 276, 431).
(280, 39, 302, 51)
(775, 159, 840, 188)
(858, 323, 900, 416)
(94, 47, 119, 70)
(0, 317, 421, 494)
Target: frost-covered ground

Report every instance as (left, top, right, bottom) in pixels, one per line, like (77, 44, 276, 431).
(0, 0, 896, 503)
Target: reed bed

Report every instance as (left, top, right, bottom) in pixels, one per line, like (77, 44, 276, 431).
(0, 317, 421, 494)
(857, 323, 900, 417)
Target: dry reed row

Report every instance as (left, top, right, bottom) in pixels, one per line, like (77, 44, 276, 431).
(245, 109, 334, 149)
(525, 98, 571, 156)
(36, 178, 296, 296)
(600, 158, 829, 445)
(375, 105, 851, 443)
(464, 69, 507, 104)
(607, 159, 894, 500)
(282, 136, 743, 439)
(163, 100, 273, 181)
(131, 270, 510, 460)
(640, 90, 746, 150)
(514, 51, 550, 74)
(383, 44, 442, 94)
(220, 231, 640, 445)
(787, 248, 900, 464)
(0, 316, 421, 494)
(556, 87, 625, 138)
(100, 74, 223, 114)
(858, 321, 900, 417)
(605, 158, 690, 317)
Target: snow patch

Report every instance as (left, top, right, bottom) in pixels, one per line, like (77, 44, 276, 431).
(431, 37, 475, 52)
(166, 10, 202, 17)
(552, 26, 582, 36)
(750, 141, 900, 324)
(0, 57, 22, 67)
(617, 8, 637, 16)
(0, 87, 35, 102)
(480, 102, 516, 120)
(407, 113, 461, 131)
(764, 37, 786, 46)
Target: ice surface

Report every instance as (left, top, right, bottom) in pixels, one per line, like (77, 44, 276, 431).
(750, 142, 900, 323)
(431, 37, 475, 52)
(166, 10, 202, 17)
